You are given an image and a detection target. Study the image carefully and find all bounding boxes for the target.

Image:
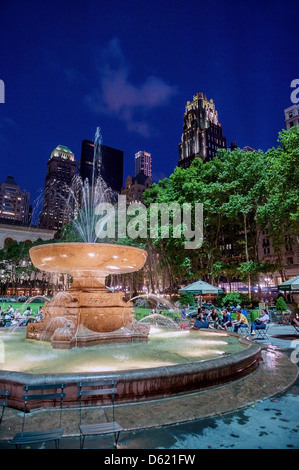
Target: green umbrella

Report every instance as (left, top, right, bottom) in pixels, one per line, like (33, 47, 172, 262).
(278, 275, 299, 292)
(179, 280, 222, 307)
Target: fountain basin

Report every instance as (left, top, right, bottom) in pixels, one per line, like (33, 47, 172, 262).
(27, 243, 149, 344)
(0, 329, 261, 411)
(29, 242, 147, 279)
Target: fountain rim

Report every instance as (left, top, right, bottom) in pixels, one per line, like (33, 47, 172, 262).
(29, 241, 148, 254)
(0, 332, 262, 410)
(29, 242, 148, 275)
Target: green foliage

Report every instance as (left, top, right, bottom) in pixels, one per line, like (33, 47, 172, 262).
(275, 296, 288, 312)
(143, 128, 298, 292)
(257, 126, 299, 248)
(178, 292, 195, 307)
(220, 292, 243, 307)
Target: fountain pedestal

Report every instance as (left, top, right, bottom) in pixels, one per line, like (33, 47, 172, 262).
(27, 243, 149, 349)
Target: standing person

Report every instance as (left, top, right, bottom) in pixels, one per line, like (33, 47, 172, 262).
(251, 308, 269, 335)
(232, 309, 249, 333)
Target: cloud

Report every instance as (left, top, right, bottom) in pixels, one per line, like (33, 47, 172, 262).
(85, 39, 178, 137)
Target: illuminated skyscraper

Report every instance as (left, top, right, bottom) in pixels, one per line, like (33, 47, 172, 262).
(134, 150, 152, 177)
(0, 176, 30, 224)
(178, 93, 226, 168)
(79, 140, 124, 193)
(39, 145, 76, 232)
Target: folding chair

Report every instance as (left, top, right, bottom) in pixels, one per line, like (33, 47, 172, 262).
(229, 324, 251, 335)
(254, 324, 270, 341)
(9, 383, 66, 449)
(291, 318, 299, 334)
(237, 324, 251, 336)
(77, 379, 123, 449)
(0, 389, 10, 426)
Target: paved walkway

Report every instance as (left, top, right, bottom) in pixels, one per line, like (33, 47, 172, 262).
(0, 323, 298, 450)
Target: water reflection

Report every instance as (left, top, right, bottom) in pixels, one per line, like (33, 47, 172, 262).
(0, 326, 244, 375)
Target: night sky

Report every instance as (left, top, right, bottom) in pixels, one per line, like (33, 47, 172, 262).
(0, 0, 298, 213)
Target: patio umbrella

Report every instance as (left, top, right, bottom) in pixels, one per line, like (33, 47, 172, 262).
(278, 275, 299, 292)
(179, 280, 223, 307)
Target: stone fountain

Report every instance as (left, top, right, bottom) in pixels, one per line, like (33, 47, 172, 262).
(26, 127, 150, 349)
(27, 242, 149, 348)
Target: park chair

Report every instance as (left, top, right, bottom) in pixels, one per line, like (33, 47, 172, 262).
(254, 324, 270, 341)
(0, 389, 10, 426)
(9, 383, 66, 449)
(238, 324, 251, 336)
(77, 379, 123, 449)
(228, 324, 251, 336)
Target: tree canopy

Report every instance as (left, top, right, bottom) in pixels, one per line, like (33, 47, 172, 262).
(143, 128, 298, 293)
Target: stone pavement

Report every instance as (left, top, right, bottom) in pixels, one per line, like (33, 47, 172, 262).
(0, 323, 298, 450)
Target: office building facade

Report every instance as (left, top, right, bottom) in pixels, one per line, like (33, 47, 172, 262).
(79, 140, 124, 193)
(121, 172, 152, 204)
(134, 150, 152, 178)
(284, 104, 299, 129)
(39, 145, 76, 232)
(0, 176, 30, 225)
(178, 93, 226, 168)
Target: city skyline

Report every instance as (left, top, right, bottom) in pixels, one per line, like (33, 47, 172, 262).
(0, 0, 298, 206)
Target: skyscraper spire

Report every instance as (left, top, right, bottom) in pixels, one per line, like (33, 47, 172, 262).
(178, 93, 226, 168)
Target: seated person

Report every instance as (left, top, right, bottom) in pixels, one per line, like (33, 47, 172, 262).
(219, 309, 232, 330)
(0, 309, 5, 327)
(251, 308, 269, 335)
(209, 309, 220, 329)
(202, 307, 210, 320)
(181, 307, 187, 319)
(6, 304, 14, 317)
(192, 313, 210, 330)
(10, 309, 22, 326)
(23, 306, 32, 317)
(291, 313, 299, 328)
(232, 309, 249, 333)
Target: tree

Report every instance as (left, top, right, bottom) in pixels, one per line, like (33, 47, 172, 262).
(256, 127, 299, 281)
(141, 128, 298, 294)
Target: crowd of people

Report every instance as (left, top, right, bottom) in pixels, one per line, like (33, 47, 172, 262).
(0, 304, 43, 327)
(180, 304, 273, 336)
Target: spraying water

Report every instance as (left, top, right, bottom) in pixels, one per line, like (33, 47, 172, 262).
(63, 127, 118, 243)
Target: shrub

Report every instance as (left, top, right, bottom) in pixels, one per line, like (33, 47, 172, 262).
(178, 293, 195, 307)
(275, 296, 288, 312)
